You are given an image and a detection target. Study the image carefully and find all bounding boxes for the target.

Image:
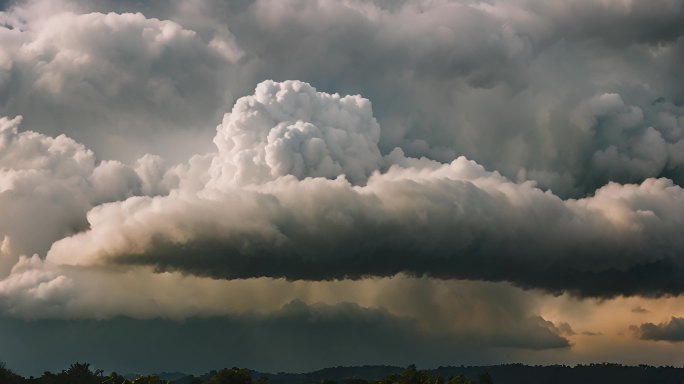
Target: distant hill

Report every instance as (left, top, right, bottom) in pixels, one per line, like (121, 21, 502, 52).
(429, 364, 684, 384)
(6, 362, 684, 384)
(190, 364, 684, 384)
(259, 365, 405, 384)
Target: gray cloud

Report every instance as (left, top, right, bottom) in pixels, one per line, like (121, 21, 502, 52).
(0, 0, 241, 162)
(0, 299, 568, 376)
(633, 317, 684, 342)
(0, 0, 682, 306)
(33, 81, 684, 298)
(556, 322, 576, 336)
(0, 0, 683, 371)
(2, 0, 684, 195)
(179, 0, 684, 195)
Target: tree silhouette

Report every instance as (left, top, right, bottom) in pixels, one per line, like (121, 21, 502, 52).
(207, 367, 253, 384)
(477, 373, 493, 384)
(0, 361, 23, 384)
(102, 372, 171, 384)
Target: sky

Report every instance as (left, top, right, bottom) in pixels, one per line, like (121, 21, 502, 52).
(1, 0, 684, 376)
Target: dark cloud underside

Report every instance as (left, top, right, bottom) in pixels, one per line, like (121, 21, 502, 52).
(0, 300, 567, 376)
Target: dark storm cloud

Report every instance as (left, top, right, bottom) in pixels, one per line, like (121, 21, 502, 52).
(2, 0, 684, 372)
(0, 300, 568, 376)
(0, 0, 684, 303)
(632, 317, 684, 342)
(105, 190, 684, 298)
(39, 80, 684, 298)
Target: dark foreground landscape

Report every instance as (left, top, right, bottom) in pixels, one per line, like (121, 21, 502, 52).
(2, 363, 684, 384)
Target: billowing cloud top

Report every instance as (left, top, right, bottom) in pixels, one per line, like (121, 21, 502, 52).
(211, 80, 382, 185)
(22, 78, 680, 298)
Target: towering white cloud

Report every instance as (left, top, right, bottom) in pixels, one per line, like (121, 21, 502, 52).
(28, 81, 684, 298)
(210, 80, 382, 186)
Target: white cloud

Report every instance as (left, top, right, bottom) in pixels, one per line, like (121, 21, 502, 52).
(19, 80, 681, 299)
(210, 80, 382, 186)
(0, 115, 170, 276)
(0, 1, 241, 162)
(2, 0, 684, 193)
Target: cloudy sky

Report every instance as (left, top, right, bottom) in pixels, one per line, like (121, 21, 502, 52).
(1, 0, 684, 376)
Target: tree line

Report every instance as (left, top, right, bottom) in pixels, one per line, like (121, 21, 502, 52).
(0, 362, 492, 384)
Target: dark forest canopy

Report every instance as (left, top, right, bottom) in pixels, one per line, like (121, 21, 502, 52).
(0, 364, 491, 384)
(3, 362, 684, 384)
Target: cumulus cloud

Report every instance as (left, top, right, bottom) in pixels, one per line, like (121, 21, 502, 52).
(0, 255, 74, 317)
(0, 0, 242, 162)
(632, 317, 684, 342)
(194, 0, 684, 196)
(2, 0, 684, 194)
(211, 80, 382, 185)
(19, 81, 678, 298)
(0, 115, 171, 276)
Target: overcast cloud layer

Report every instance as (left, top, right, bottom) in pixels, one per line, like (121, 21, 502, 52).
(1, 0, 684, 374)
(0, 297, 572, 375)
